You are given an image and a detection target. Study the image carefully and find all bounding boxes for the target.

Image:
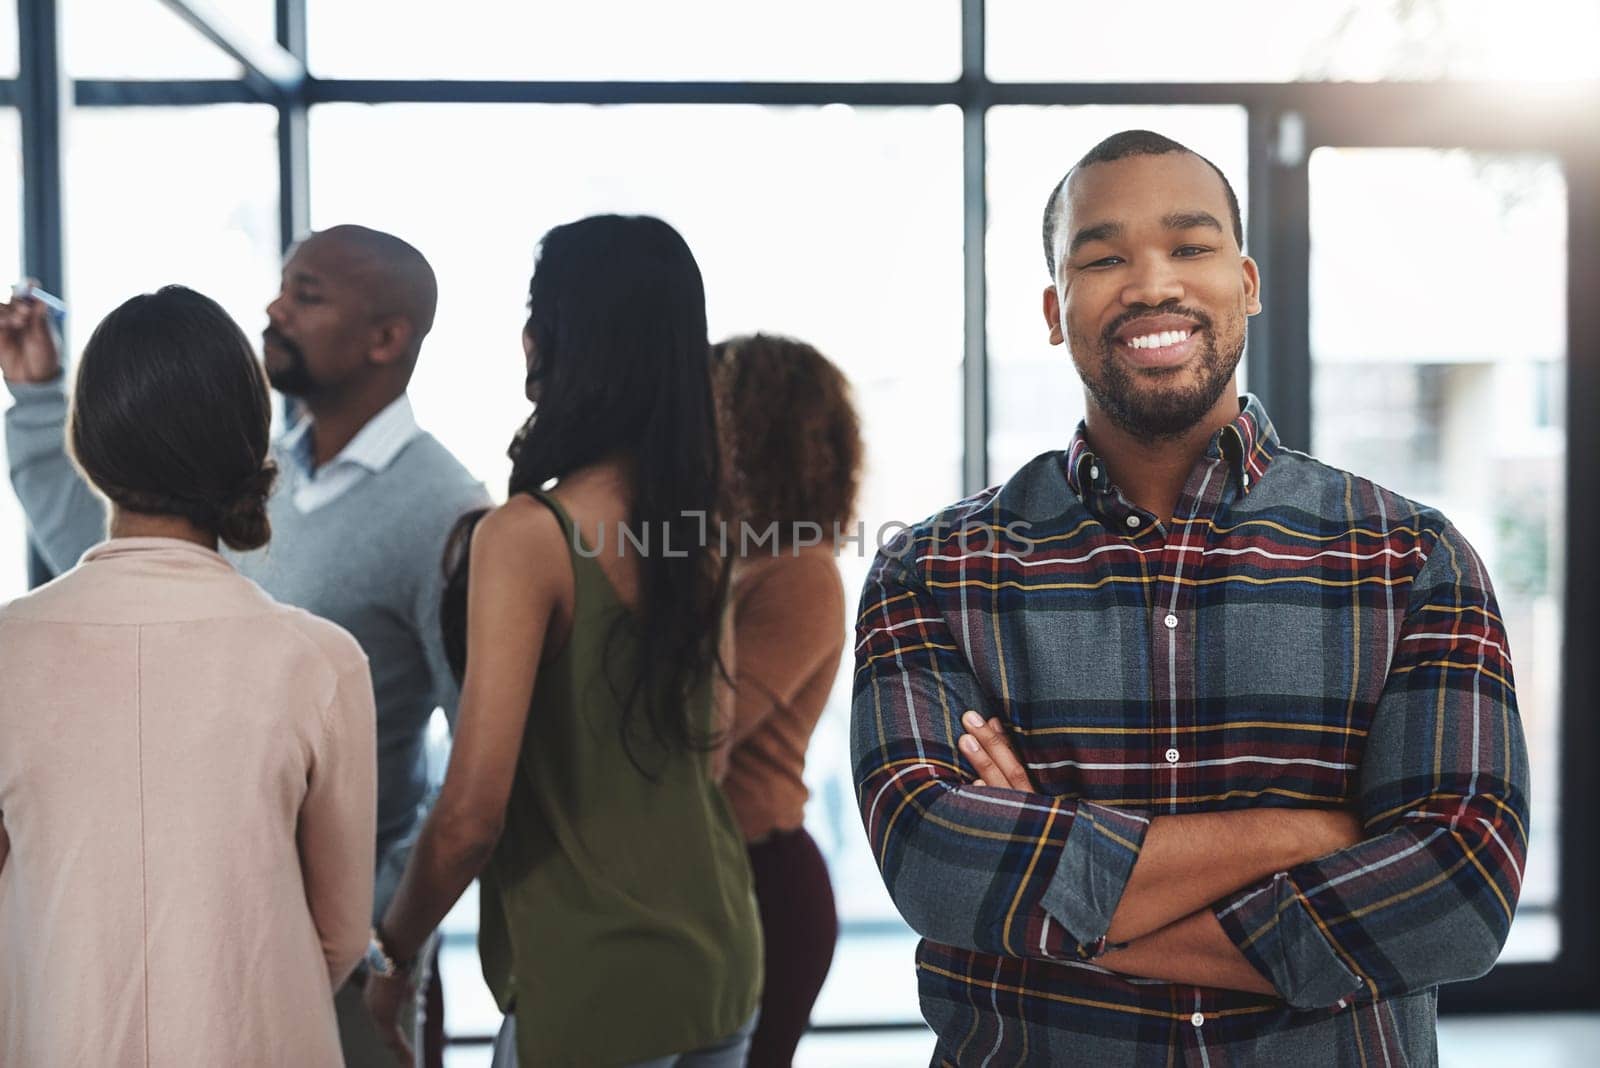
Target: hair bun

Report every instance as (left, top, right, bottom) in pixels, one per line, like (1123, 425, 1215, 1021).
(216, 460, 278, 552)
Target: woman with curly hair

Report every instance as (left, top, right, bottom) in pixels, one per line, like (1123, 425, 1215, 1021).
(712, 333, 864, 1067)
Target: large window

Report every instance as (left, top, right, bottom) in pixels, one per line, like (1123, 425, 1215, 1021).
(1309, 147, 1567, 962)
(62, 0, 257, 78)
(987, 0, 1600, 82)
(307, 102, 964, 507)
(64, 105, 280, 349)
(307, 0, 961, 81)
(5, 0, 1597, 1047)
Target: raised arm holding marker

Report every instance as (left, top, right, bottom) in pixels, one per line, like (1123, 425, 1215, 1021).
(11, 281, 67, 324)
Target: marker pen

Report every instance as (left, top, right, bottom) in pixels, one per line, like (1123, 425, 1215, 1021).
(10, 282, 67, 324)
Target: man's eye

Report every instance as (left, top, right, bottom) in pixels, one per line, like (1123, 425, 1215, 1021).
(1174, 246, 1212, 257)
(1083, 256, 1123, 269)
(295, 292, 323, 304)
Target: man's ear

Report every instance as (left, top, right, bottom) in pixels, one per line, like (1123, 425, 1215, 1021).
(1242, 255, 1263, 316)
(368, 315, 416, 368)
(1043, 284, 1065, 346)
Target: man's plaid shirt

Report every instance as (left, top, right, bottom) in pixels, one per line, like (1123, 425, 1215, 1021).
(851, 396, 1528, 1066)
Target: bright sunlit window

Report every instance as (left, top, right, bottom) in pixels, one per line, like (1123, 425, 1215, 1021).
(1, 2, 1593, 1053)
(988, 0, 1600, 83)
(64, 105, 280, 346)
(308, 0, 961, 81)
(1309, 147, 1567, 962)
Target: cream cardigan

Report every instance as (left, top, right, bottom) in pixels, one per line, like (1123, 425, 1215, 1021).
(0, 538, 376, 1067)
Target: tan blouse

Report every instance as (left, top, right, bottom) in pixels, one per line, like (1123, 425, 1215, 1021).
(722, 546, 847, 842)
(0, 538, 376, 1068)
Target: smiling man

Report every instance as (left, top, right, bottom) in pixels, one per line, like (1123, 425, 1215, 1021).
(851, 130, 1528, 1065)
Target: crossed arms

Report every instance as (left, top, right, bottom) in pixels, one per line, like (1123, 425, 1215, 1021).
(959, 711, 1343, 995)
(850, 525, 1529, 1009)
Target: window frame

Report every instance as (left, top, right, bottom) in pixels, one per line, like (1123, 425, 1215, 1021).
(4, 0, 1596, 1027)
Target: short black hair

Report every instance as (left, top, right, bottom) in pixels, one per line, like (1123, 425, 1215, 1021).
(1042, 129, 1244, 278)
(69, 285, 277, 550)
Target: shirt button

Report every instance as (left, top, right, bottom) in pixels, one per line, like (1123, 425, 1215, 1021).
(1165, 748, 1180, 764)
(1163, 613, 1178, 629)
(1089, 465, 1100, 480)
(1191, 1011, 1205, 1027)
(1125, 515, 1141, 529)
(1242, 472, 1251, 488)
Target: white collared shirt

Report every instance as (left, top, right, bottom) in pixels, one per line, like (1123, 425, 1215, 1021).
(279, 394, 422, 514)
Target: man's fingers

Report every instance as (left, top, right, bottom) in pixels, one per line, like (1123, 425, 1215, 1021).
(960, 731, 999, 782)
(0, 297, 37, 329)
(958, 709, 1033, 791)
(957, 712, 1022, 791)
(980, 721, 1032, 790)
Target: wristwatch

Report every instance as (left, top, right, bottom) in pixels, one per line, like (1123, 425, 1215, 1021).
(365, 924, 414, 979)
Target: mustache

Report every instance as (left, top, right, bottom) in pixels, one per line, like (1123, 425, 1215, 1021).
(1101, 303, 1213, 346)
(261, 326, 304, 363)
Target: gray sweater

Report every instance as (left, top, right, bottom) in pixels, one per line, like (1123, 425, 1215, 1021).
(4, 378, 492, 918)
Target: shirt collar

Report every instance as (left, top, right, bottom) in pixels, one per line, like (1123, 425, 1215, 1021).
(79, 537, 230, 569)
(280, 394, 421, 480)
(1062, 393, 1281, 501)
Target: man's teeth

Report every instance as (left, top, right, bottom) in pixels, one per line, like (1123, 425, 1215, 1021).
(1126, 330, 1192, 350)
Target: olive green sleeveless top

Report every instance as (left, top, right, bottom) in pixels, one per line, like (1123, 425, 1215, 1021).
(478, 490, 762, 1066)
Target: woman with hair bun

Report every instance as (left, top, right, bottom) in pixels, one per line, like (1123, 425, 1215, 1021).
(0, 285, 376, 1067)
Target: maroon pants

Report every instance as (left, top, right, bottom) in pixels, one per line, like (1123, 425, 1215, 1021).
(423, 946, 444, 1068)
(746, 827, 838, 1068)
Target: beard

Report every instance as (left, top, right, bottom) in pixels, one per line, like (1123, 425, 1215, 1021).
(1077, 303, 1244, 441)
(262, 327, 316, 397)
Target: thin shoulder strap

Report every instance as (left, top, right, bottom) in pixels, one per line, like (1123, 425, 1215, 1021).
(520, 488, 594, 558)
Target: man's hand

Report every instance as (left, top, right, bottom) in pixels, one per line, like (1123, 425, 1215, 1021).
(0, 287, 63, 386)
(361, 969, 416, 1066)
(960, 710, 1036, 792)
(1098, 907, 1279, 996)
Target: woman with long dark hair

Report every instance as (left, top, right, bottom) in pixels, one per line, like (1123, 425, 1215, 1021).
(0, 285, 376, 1066)
(363, 215, 761, 1066)
(713, 334, 862, 1067)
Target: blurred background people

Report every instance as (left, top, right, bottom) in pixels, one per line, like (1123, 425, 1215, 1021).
(0, 226, 490, 1067)
(0, 285, 376, 1067)
(362, 214, 762, 1068)
(712, 333, 862, 1067)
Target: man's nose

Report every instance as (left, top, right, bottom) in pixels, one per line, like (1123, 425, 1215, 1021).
(1120, 257, 1184, 309)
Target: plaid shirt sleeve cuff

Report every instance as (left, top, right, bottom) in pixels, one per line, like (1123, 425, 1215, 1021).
(1041, 801, 1150, 950)
(1214, 872, 1365, 1010)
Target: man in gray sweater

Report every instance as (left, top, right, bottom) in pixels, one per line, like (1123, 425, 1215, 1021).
(0, 225, 491, 1066)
